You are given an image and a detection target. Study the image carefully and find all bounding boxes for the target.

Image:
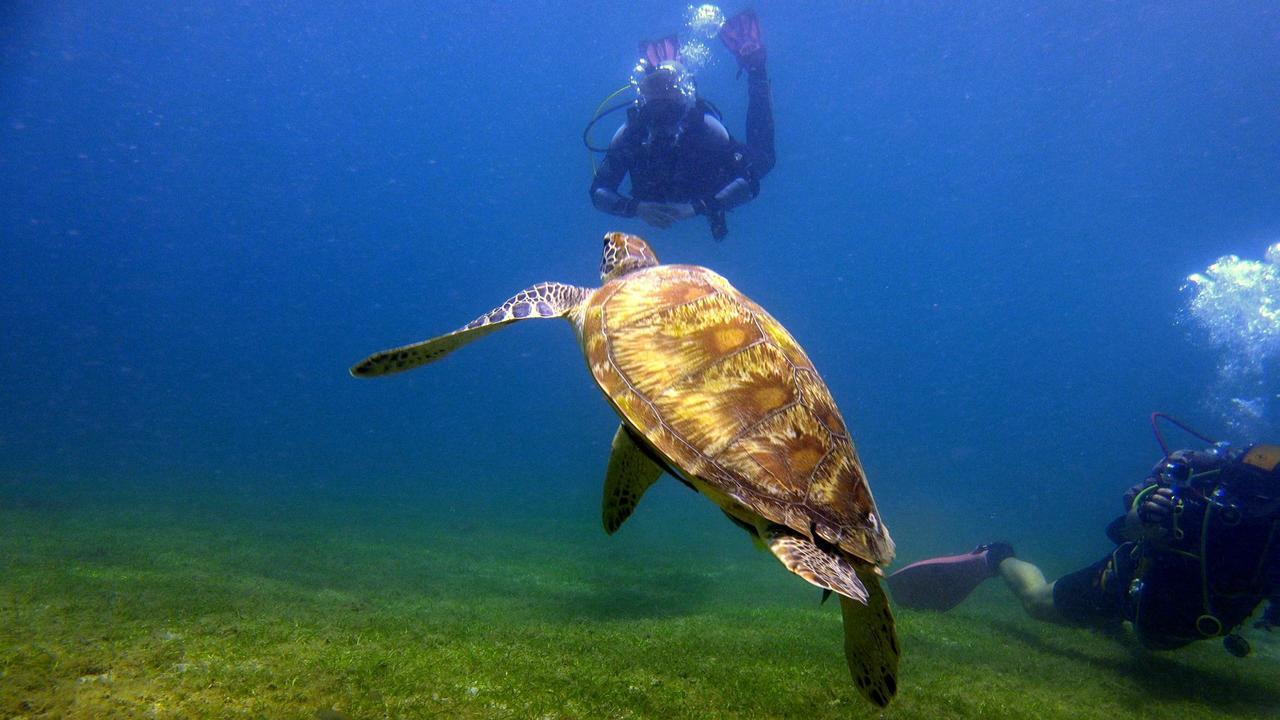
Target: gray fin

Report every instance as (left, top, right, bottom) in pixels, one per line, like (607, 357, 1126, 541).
(840, 569, 899, 708)
(350, 282, 590, 378)
(602, 425, 664, 534)
(764, 525, 868, 604)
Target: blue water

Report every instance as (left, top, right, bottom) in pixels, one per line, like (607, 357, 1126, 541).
(3, 0, 1278, 599)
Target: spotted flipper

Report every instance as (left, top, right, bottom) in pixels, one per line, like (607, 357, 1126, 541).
(764, 525, 868, 604)
(350, 282, 591, 377)
(601, 425, 664, 534)
(840, 570, 899, 708)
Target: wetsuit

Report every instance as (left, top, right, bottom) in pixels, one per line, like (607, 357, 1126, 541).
(590, 68, 775, 239)
(1051, 448, 1280, 651)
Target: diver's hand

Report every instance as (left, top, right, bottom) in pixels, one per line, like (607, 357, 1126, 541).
(637, 202, 696, 229)
(637, 202, 678, 229)
(668, 203, 696, 221)
(1137, 487, 1175, 525)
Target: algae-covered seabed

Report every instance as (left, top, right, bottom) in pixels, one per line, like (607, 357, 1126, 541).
(2, 477, 1277, 720)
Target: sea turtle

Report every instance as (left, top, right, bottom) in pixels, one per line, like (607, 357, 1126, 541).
(351, 232, 899, 707)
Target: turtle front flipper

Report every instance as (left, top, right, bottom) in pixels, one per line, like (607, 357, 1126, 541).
(840, 570, 899, 708)
(764, 525, 868, 603)
(350, 282, 591, 377)
(601, 425, 664, 534)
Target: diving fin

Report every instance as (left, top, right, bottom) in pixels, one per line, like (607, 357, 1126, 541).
(718, 10, 765, 73)
(638, 34, 681, 69)
(886, 543, 1014, 611)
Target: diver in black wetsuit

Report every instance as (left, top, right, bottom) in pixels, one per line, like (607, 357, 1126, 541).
(589, 11, 774, 241)
(889, 416, 1280, 658)
(1010, 439, 1280, 654)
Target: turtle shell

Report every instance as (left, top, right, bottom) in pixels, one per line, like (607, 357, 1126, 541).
(579, 264, 894, 567)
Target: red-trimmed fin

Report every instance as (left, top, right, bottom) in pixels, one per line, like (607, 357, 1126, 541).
(718, 9, 764, 68)
(638, 35, 681, 68)
(886, 547, 998, 612)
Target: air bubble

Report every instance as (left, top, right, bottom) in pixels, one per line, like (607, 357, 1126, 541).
(680, 39, 712, 69)
(686, 4, 726, 39)
(1184, 242, 1280, 435)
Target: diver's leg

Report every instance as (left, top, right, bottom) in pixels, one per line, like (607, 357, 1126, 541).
(997, 558, 1065, 624)
(1002, 552, 1129, 630)
(745, 67, 775, 178)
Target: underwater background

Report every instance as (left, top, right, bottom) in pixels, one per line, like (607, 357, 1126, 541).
(3, 1, 1279, 718)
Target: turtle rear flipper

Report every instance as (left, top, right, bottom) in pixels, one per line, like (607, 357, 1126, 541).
(350, 282, 590, 377)
(765, 526, 898, 707)
(840, 571, 899, 708)
(764, 525, 867, 603)
(601, 425, 664, 534)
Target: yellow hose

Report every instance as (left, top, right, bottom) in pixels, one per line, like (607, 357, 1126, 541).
(586, 84, 634, 174)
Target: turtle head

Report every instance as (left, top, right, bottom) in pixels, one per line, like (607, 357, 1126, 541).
(600, 232, 660, 283)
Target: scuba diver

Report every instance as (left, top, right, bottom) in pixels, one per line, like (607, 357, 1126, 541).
(587, 10, 774, 241)
(888, 414, 1280, 657)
